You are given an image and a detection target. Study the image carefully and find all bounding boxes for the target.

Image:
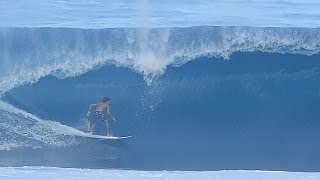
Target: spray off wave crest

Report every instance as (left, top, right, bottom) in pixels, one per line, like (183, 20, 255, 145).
(0, 26, 319, 93)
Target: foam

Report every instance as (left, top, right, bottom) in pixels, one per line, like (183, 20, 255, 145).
(0, 166, 319, 180)
(0, 100, 93, 150)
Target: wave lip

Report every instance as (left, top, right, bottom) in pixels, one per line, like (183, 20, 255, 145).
(0, 26, 319, 93)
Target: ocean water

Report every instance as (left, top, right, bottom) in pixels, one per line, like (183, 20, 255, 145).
(0, 0, 320, 179)
(1, 0, 320, 28)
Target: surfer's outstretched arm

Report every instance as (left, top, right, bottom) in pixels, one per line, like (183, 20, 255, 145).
(87, 104, 97, 116)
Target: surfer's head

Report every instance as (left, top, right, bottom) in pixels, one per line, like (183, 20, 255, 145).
(103, 97, 110, 103)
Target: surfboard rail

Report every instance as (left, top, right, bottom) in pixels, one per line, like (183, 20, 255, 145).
(82, 134, 132, 140)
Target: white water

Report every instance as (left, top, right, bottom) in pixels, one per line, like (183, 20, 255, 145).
(0, 100, 101, 150)
(0, 167, 319, 180)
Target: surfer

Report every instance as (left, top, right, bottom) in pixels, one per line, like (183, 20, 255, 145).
(87, 97, 116, 136)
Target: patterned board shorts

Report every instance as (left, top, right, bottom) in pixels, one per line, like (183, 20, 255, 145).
(95, 111, 109, 122)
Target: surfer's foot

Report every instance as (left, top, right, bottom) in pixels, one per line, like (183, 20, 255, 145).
(106, 133, 112, 137)
(87, 130, 93, 135)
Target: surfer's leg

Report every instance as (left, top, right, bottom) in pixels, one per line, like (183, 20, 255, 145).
(89, 112, 102, 133)
(88, 117, 100, 133)
(88, 122, 96, 133)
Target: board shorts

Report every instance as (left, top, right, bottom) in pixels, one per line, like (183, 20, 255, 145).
(95, 111, 110, 127)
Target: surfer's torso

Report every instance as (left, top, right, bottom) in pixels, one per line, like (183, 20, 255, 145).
(95, 102, 109, 112)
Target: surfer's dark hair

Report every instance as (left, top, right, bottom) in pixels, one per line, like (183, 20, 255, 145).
(103, 97, 110, 102)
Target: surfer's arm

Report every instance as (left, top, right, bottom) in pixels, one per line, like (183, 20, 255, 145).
(87, 104, 96, 116)
(107, 107, 116, 121)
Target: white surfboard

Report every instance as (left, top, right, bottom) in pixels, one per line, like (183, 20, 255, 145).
(84, 134, 132, 140)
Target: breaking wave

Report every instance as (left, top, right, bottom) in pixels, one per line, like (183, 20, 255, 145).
(0, 26, 319, 92)
(0, 26, 320, 170)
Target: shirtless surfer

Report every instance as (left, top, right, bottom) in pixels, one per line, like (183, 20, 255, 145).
(87, 97, 116, 136)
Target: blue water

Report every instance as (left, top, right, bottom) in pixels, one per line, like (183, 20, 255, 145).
(0, 0, 320, 172)
(1, 0, 320, 28)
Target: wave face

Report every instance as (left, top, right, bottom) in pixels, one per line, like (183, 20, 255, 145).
(0, 27, 320, 171)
